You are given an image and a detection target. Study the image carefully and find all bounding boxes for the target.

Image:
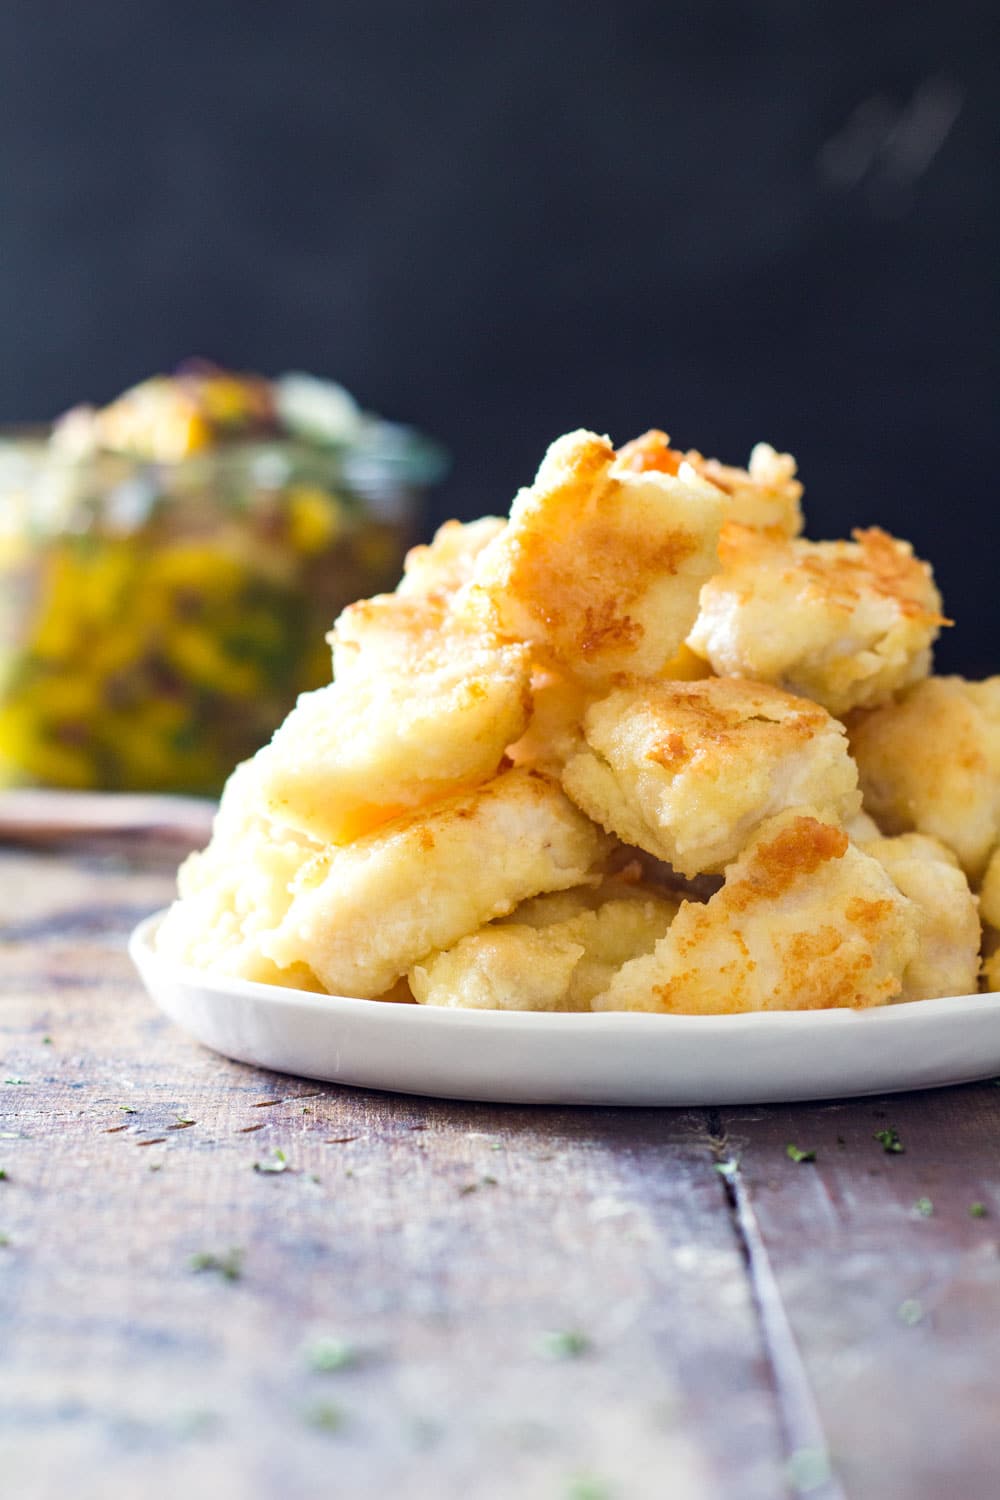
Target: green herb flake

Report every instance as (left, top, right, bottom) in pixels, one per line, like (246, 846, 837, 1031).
(0, 1232, 10, 1247)
(3, 1078, 28, 1086)
(785, 1144, 817, 1164)
(0, 1169, 8, 1182)
(914, 1197, 934, 1217)
(538, 1329, 590, 1360)
(118, 1105, 138, 1114)
(482, 1174, 499, 1186)
(785, 1446, 833, 1494)
(874, 1127, 904, 1154)
(253, 1148, 288, 1175)
(490, 1142, 503, 1151)
(302, 1400, 345, 1434)
(189, 1249, 243, 1282)
(565, 1477, 612, 1500)
(897, 1298, 924, 1326)
(41, 1036, 53, 1046)
(969, 1201, 988, 1218)
(174, 1116, 196, 1127)
(305, 1336, 357, 1373)
(714, 1159, 738, 1182)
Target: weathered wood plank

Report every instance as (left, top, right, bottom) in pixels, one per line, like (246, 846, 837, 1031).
(717, 1087, 1000, 1499)
(0, 837, 785, 1500)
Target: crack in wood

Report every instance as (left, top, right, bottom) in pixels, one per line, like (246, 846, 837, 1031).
(705, 1108, 846, 1500)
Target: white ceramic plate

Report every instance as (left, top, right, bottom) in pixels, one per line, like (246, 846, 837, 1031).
(131, 912, 1000, 1106)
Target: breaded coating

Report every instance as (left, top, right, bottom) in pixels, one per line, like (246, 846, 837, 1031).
(329, 591, 449, 682)
(688, 523, 946, 716)
(261, 768, 610, 997)
(861, 834, 980, 1001)
(618, 430, 804, 536)
(592, 812, 918, 1013)
(256, 640, 531, 845)
(848, 676, 1000, 881)
(155, 758, 325, 990)
(409, 878, 680, 1010)
(459, 429, 725, 685)
(561, 677, 861, 877)
(397, 516, 506, 601)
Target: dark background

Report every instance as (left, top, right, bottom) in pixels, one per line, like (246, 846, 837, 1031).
(0, 1, 995, 671)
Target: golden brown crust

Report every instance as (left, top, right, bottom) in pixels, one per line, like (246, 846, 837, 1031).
(562, 676, 860, 876)
(459, 429, 725, 685)
(592, 811, 918, 1014)
(848, 676, 1000, 880)
(690, 523, 945, 715)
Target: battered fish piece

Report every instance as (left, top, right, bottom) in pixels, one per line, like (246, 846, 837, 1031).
(592, 812, 918, 1013)
(848, 676, 1000, 881)
(861, 834, 980, 1001)
(155, 757, 325, 990)
(397, 516, 506, 601)
(618, 429, 804, 536)
(409, 878, 679, 1011)
(459, 429, 725, 685)
(261, 768, 610, 997)
(329, 591, 449, 682)
(257, 639, 531, 845)
(561, 677, 860, 877)
(688, 523, 945, 716)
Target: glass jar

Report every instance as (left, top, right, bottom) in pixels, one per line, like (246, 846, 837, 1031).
(0, 423, 446, 794)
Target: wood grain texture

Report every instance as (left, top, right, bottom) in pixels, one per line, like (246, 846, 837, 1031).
(715, 1088, 1000, 1500)
(0, 835, 782, 1500)
(1, 833, 998, 1500)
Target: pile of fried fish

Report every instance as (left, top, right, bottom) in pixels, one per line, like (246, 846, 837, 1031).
(158, 428, 1000, 1012)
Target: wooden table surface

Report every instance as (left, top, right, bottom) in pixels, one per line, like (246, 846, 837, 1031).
(2, 831, 999, 1500)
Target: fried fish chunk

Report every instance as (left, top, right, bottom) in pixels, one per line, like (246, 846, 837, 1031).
(256, 638, 531, 845)
(617, 429, 804, 536)
(848, 676, 1000, 881)
(592, 811, 918, 1013)
(329, 518, 508, 681)
(261, 768, 610, 997)
(397, 516, 506, 601)
(409, 878, 679, 1011)
(561, 677, 860, 877)
(459, 429, 725, 685)
(861, 834, 980, 1001)
(328, 591, 450, 682)
(155, 757, 325, 990)
(688, 523, 946, 716)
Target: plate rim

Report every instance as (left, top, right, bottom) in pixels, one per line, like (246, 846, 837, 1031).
(130, 909, 1000, 1036)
